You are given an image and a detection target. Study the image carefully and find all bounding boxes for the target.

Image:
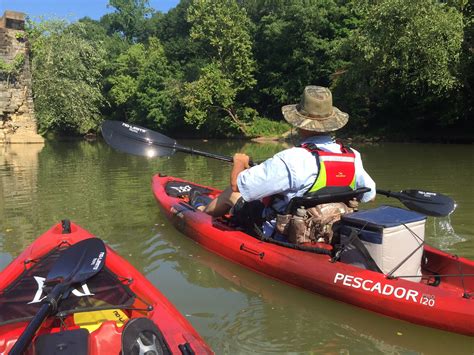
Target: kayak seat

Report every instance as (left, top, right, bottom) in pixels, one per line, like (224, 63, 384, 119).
(189, 188, 213, 209)
(35, 328, 89, 355)
(285, 187, 371, 214)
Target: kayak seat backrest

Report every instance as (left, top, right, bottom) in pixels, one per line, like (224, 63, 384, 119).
(35, 329, 89, 355)
(285, 187, 371, 214)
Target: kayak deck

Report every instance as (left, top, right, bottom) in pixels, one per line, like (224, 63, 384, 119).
(0, 221, 212, 354)
(152, 174, 474, 337)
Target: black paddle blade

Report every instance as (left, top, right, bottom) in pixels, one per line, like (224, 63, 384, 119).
(377, 189, 456, 217)
(101, 120, 177, 158)
(46, 238, 106, 286)
(8, 238, 107, 355)
(399, 189, 456, 217)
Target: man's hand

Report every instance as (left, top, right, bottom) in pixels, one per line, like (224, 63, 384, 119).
(231, 153, 250, 192)
(233, 153, 250, 169)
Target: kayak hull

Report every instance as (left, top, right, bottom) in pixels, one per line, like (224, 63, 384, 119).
(0, 221, 212, 354)
(152, 174, 474, 337)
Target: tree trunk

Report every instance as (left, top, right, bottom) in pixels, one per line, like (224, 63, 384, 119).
(223, 107, 247, 135)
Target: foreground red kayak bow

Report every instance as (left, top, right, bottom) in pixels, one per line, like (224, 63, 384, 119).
(0, 221, 213, 354)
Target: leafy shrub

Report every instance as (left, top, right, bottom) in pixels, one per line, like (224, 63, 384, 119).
(15, 31, 27, 41)
(245, 117, 290, 138)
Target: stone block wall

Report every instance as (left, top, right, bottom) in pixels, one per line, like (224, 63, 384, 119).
(0, 11, 43, 144)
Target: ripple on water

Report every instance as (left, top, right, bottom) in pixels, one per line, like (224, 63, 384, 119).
(207, 295, 410, 354)
(142, 233, 177, 273)
(429, 215, 466, 250)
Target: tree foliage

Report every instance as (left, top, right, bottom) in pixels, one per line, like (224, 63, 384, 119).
(458, 1, 473, 125)
(243, 0, 355, 117)
(182, 0, 256, 134)
(22, 0, 473, 140)
(153, 0, 198, 71)
(107, 37, 178, 129)
(29, 20, 106, 134)
(0, 53, 25, 85)
(103, 0, 153, 42)
(335, 0, 464, 133)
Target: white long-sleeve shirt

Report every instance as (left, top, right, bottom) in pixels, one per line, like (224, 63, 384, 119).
(237, 135, 376, 215)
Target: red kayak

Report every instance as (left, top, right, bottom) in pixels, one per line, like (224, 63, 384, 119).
(0, 220, 212, 354)
(152, 174, 474, 337)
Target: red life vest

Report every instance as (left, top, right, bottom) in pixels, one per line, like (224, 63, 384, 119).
(300, 141, 356, 195)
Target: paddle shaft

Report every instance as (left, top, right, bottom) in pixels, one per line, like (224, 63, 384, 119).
(376, 189, 399, 199)
(170, 143, 235, 164)
(10, 304, 50, 355)
(160, 143, 453, 216)
(101, 120, 455, 216)
(145, 138, 257, 165)
(9, 286, 62, 355)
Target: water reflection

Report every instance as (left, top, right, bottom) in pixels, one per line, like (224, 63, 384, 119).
(152, 222, 473, 353)
(0, 143, 44, 255)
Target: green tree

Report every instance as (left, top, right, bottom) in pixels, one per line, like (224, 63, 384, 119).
(72, 17, 130, 69)
(103, 0, 153, 42)
(29, 20, 106, 134)
(107, 37, 178, 129)
(182, 0, 256, 135)
(336, 0, 464, 134)
(458, 1, 473, 128)
(242, 0, 355, 118)
(153, 0, 201, 80)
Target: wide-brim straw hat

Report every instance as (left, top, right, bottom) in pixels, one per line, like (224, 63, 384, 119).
(282, 86, 348, 132)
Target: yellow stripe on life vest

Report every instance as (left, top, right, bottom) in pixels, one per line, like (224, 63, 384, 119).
(309, 161, 327, 193)
(73, 309, 129, 332)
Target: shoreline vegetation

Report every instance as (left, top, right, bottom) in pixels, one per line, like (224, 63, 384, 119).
(22, 0, 473, 143)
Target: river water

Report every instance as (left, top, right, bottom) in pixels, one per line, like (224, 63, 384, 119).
(0, 140, 473, 353)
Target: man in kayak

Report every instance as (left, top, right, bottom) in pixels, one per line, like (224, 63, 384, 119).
(192, 86, 376, 236)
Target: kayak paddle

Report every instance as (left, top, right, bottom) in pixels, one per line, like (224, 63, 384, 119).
(376, 189, 455, 217)
(100, 120, 456, 217)
(101, 120, 236, 163)
(9, 238, 106, 355)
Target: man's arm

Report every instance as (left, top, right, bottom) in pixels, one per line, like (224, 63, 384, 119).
(231, 153, 250, 192)
(353, 149, 376, 202)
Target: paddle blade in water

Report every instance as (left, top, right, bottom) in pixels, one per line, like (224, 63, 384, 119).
(101, 120, 177, 158)
(46, 238, 106, 286)
(398, 189, 456, 217)
(377, 189, 456, 217)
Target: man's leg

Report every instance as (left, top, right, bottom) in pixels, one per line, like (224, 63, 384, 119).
(198, 186, 241, 217)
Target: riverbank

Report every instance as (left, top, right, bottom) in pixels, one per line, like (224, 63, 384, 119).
(253, 129, 474, 145)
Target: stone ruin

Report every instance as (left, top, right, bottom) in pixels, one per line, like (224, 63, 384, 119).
(0, 10, 43, 144)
